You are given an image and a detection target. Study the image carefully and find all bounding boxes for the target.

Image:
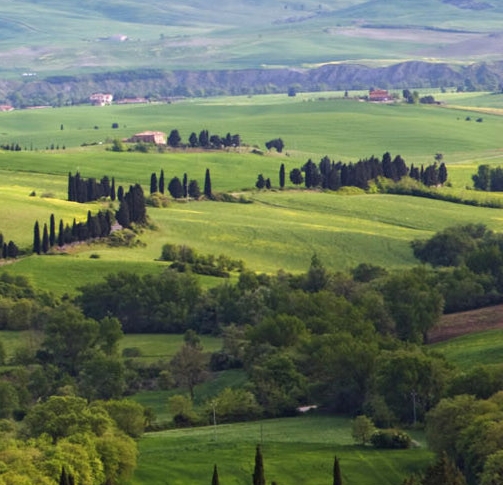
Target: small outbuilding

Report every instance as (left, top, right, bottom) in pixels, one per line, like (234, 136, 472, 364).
(127, 131, 167, 145)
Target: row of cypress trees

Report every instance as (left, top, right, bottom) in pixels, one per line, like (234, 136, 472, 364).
(271, 153, 447, 191)
(33, 211, 113, 254)
(150, 168, 213, 199)
(212, 446, 343, 485)
(68, 172, 116, 203)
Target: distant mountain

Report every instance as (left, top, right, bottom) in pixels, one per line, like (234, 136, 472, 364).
(1, 0, 503, 103)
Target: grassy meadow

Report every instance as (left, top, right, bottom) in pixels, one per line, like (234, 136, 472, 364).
(431, 329, 503, 370)
(2, 95, 503, 292)
(125, 415, 433, 485)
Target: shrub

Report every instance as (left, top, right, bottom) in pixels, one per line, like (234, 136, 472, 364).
(122, 347, 143, 358)
(370, 429, 411, 449)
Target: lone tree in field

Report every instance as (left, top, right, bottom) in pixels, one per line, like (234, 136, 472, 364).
(211, 464, 220, 485)
(204, 168, 212, 198)
(168, 129, 182, 148)
(279, 163, 285, 188)
(333, 455, 342, 485)
(188, 180, 201, 199)
(252, 445, 265, 485)
(351, 415, 375, 445)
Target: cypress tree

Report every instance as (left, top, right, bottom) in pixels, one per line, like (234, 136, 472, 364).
(116, 199, 130, 228)
(117, 185, 124, 202)
(204, 168, 212, 198)
(150, 172, 158, 194)
(49, 213, 56, 247)
(333, 455, 342, 485)
(7, 241, 18, 259)
(58, 219, 64, 247)
(2, 243, 7, 259)
(0, 233, 3, 255)
(252, 445, 265, 485)
(188, 180, 201, 199)
(211, 464, 220, 485)
(110, 177, 116, 201)
(183, 173, 188, 198)
(59, 466, 70, 485)
(279, 163, 285, 188)
(42, 223, 49, 253)
(33, 221, 41, 254)
(159, 169, 165, 194)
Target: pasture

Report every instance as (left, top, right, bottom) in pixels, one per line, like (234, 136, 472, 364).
(2, 95, 503, 293)
(126, 415, 433, 485)
(431, 329, 503, 370)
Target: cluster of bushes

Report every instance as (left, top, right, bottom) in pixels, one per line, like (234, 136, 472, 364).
(161, 243, 245, 277)
(370, 429, 412, 449)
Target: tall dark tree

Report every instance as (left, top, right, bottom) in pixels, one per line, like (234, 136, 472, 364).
(439, 162, 448, 185)
(49, 213, 56, 247)
(256, 174, 266, 189)
(159, 169, 165, 194)
(333, 455, 342, 485)
(0, 233, 3, 256)
(188, 132, 198, 148)
(2, 243, 7, 259)
(150, 172, 158, 194)
(58, 219, 65, 247)
(204, 168, 212, 198)
(42, 223, 49, 254)
(33, 221, 41, 255)
(188, 180, 201, 199)
(211, 464, 220, 485)
(168, 177, 184, 199)
(252, 445, 265, 485)
(183, 173, 188, 198)
(59, 467, 70, 485)
(168, 129, 182, 147)
(199, 129, 210, 148)
(110, 177, 116, 201)
(117, 185, 124, 202)
(279, 163, 285, 188)
(7, 241, 18, 259)
(116, 199, 130, 228)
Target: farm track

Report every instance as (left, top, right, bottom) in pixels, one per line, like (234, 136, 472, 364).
(429, 304, 503, 343)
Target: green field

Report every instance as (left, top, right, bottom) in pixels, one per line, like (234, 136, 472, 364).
(3, 0, 503, 75)
(2, 96, 503, 292)
(125, 415, 433, 485)
(430, 329, 503, 370)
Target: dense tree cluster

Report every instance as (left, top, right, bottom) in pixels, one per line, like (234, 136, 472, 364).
(283, 153, 447, 191)
(472, 164, 503, 191)
(33, 211, 113, 253)
(0, 232, 19, 259)
(411, 224, 503, 312)
(68, 172, 115, 203)
(115, 184, 147, 228)
(149, 169, 205, 200)
(0, 142, 22, 151)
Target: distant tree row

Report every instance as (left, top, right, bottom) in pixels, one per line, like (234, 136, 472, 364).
(68, 172, 116, 203)
(167, 129, 241, 149)
(0, 232, 19, 259)
(149, 168, 212, 199)
(33, 211, 113, 254)
(0, 143, 22, 151)
(280, 153, 447, 190)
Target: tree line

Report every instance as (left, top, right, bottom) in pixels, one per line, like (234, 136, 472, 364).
(166, 129, 241, 149)
(473, 164, 503, 191)
(149, 168, 213, 200)
(256, 153, 447, 191)
(68, 172, 116, 203)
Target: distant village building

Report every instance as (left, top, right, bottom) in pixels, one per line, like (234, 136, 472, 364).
(90, 93, 113, 106)
(368, 89, 391, 102)
(127, 131, 166, 145)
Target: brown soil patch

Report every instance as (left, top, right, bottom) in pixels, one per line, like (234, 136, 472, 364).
(428, 304, 503, 343)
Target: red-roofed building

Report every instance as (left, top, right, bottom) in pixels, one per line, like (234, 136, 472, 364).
(369, 89, 391, 102)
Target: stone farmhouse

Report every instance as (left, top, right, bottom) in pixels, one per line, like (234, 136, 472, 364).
(90, 93, 113, 106)
(368, 89, 391, 102)
(127, 131, 167, 145)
